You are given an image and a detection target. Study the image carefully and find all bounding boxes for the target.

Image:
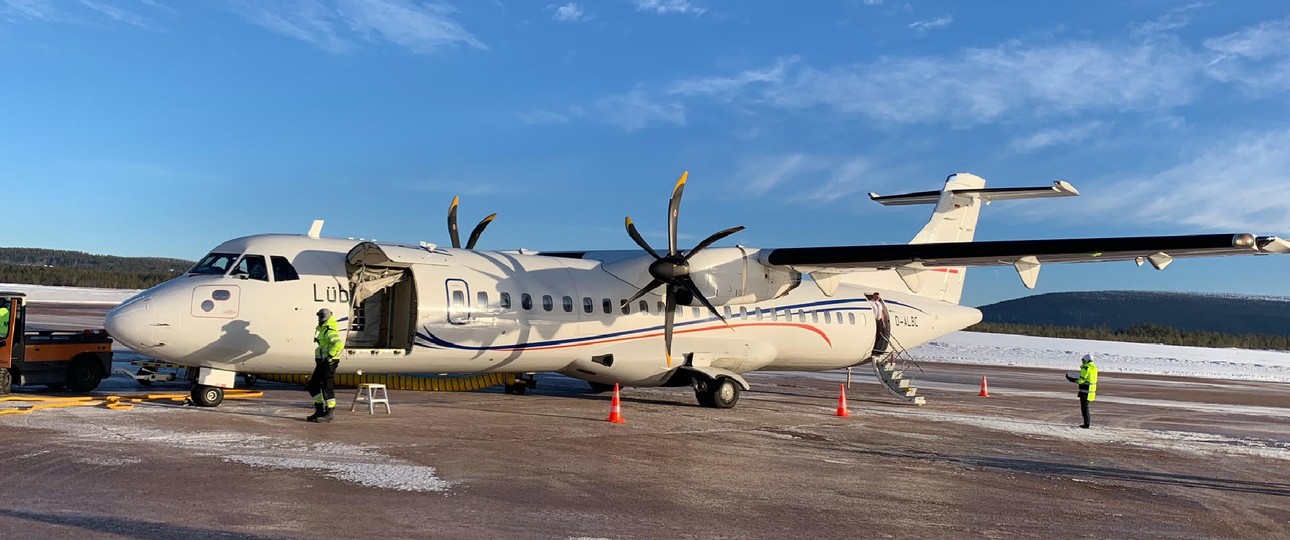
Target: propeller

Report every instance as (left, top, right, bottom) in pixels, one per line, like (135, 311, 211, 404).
(621, 171, 745, 367)
(448, 196, 497, 249)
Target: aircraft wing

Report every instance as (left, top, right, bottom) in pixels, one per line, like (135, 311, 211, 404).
(763, 233, 1290, 290)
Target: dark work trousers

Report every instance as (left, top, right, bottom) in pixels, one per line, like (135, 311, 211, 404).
(306, 358, 338, 402)
(1079, 395, 1091, 427)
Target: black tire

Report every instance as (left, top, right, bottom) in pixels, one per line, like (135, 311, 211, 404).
(190, 385, 224, 407)
(241, 374, 258, 387)
(693, 379, 715, 407)
(509, 382, 527, 395)
(66, 356, 103, 393)
(710, 377, 740, 409)
(587, 382, 614, 394)
(0, 368, 12, 395)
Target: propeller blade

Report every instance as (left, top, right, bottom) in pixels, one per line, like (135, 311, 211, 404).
(621, 278, 665, 307)
(677, 275, 730, 327)
(625, 217, 662, 259)
(682, 225, 746, 262)
(667, 171, 687, 257)
(663, 285, 677, 367)
(448, 196, 462, 249)
(464, 213, 497, 250)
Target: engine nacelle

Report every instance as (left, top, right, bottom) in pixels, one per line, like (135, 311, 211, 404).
(684, 247, 800, 305)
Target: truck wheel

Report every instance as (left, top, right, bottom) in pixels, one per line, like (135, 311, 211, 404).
(0, 368, 12, 395)
(190, 385, 224, 407)
(66, 356, 103, 393)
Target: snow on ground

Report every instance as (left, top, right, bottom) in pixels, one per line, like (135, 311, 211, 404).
(911, 331, 1290, 383)
(1, 406, 454, 492)
(0, 283, 139, 305)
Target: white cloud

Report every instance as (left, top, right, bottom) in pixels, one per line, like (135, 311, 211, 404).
(732, 153, 875, 204)
(668, 56, 797, 99)
(550, 2, 587, 22)
(229, 0, 484, 55)
(2, 0, 64, 22)
(632, 0, 706, 16)
(592, 90, 685, 131)
(79, 0, 149, 28)
(519, 108, 572, 125)
(1008, 121, 1102, 152)
(908, 15, 952, 32)
(1087, 129, 1290, 232)
(1203, 17, 1290, 91)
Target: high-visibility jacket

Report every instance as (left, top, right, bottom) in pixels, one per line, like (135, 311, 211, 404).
(0, 306, 10, 339)
(315, 317, 343, 361)
(1077, 360, 1098, 401)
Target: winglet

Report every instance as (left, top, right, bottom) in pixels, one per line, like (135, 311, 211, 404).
(307, 220, 324, 239)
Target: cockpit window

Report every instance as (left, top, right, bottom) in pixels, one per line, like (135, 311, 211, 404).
(271, 256, 300, 282)
(189, 253, 240, 275)
(231, 255, 270, 282)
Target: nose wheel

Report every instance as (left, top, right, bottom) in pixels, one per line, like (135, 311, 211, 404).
(190, 385, 224, 407)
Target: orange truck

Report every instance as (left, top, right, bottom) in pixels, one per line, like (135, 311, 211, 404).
(1, 291, 113, 394)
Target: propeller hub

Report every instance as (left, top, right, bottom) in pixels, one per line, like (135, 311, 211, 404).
(649, 257, 689, 280)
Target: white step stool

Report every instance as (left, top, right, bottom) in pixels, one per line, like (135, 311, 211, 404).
(350, 383, 391, 414)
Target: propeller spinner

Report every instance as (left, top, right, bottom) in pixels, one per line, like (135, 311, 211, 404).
(448, 196, 497, 250)
(621, 171, 745, 367)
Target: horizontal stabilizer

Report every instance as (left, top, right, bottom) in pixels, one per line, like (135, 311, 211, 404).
(869, 180, 1078, 206)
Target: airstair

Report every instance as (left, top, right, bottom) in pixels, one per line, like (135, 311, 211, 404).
(871, 348, 925, 406)
(864, 292, 926, 405)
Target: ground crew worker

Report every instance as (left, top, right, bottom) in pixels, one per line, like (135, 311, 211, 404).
(1065, 353, 1099, 429)
(307, 308, 343, 423)
(0, 304, 10, 341)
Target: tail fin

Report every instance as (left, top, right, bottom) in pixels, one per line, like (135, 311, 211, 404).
(865, 173, 1078, 304)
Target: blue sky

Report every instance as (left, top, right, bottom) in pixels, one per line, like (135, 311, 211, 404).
(3, 0, 1289, 306)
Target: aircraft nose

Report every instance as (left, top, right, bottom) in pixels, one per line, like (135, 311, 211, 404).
(105, 296, 155, 349)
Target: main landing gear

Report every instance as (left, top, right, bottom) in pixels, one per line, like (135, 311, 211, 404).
(693, 376, 740, 409)
(190, 385, 224, 407)
(504, 373, 537, 395)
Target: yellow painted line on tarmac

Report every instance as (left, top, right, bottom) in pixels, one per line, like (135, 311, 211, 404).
(0, 389, 265, 415)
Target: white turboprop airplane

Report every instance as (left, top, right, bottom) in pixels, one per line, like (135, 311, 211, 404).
(104, 172, 1290, 408)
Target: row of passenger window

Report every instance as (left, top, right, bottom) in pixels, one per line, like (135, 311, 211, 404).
(457, 290, 860, 325)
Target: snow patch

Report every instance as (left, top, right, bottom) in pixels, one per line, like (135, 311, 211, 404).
(0, 283, 140, 305)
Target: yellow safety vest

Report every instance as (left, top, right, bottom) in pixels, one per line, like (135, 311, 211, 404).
(0, 306, 10, 339)
(314, 317, 343, 360)
(1078, 361, 1098, 401)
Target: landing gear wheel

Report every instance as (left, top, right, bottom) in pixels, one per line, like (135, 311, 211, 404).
(504, 382, 528, 395)
(241, 373, 258, 387)
(712, 378, 743, 407)
(190, 385, 224, 407)
(587, 382, 615, 394)
(65, 356, 102, 392)
(0, 368, 12, 395)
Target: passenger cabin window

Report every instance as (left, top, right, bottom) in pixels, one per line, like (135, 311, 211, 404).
(452, 290, 466, 307)
(477, 292, 490, 309)
(543, 295, 554, 312)
(500, 292, 512, 309)
(723, 306, 732, 319)
(739, 307, 748, 320)
(848, 313, 856, 325)
(521, 293, 533, 310)
(189, 252, 239, 275)
(824, 312, 832, 324)
(619, 300, 629, 315)
(639, 300, 649, 314)
(231, 255, 269, 282)
(270, 256, 299, 281)
(603, 299, 613, 314)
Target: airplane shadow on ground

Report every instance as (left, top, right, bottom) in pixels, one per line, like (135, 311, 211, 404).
(844, 447, 1290, 497)
(0, 509, 282, 540)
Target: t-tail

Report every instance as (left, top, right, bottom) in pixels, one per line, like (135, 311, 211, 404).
(865, 173, 1079, 304)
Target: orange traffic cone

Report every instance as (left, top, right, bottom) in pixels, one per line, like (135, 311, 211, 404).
(835, 384, 851, 417)
(607, 383, 625, 423)
(978, 375, 990, 397)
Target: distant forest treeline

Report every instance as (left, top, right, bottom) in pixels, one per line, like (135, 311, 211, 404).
(969, 322, 1290, 351)
(0, 248, 193, 289)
